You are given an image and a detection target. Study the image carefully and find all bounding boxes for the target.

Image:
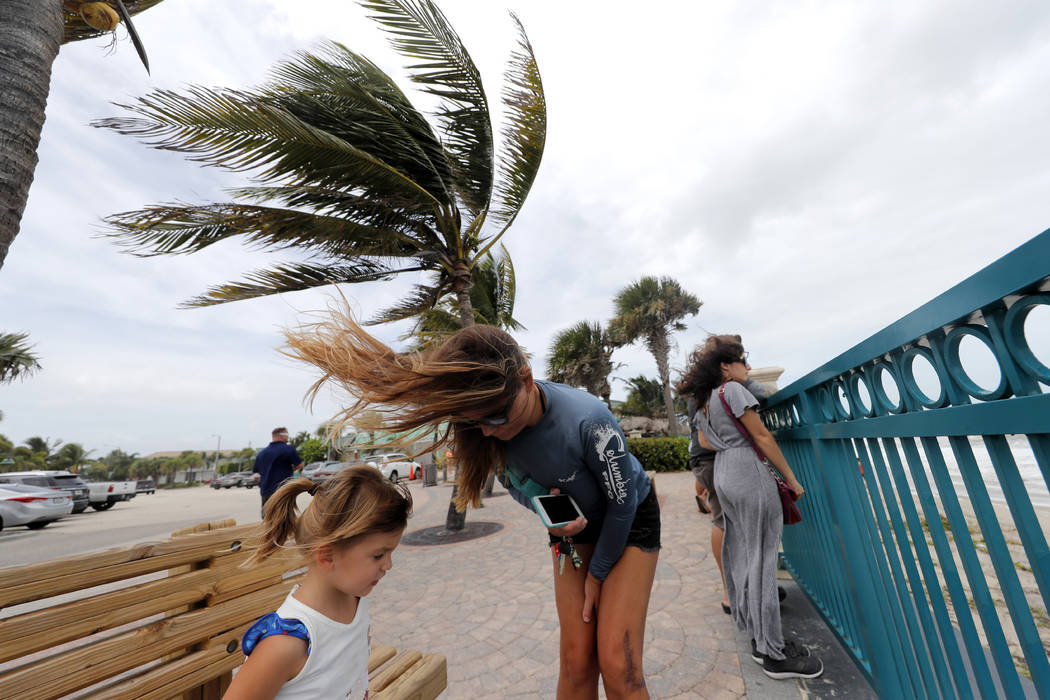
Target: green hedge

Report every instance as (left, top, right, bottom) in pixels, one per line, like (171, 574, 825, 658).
(627, 437, 690, 472)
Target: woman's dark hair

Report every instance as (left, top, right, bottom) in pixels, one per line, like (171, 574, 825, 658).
(284, 301, 528, 512)
(676, 334, 745, 409)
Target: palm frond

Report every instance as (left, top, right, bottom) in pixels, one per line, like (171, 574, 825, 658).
(360, 0, 494, 214)
(267, 42, 457, 205)
(365, 279, 450, 325)
(227, 185, 445, 248)
(493, 245, 524, 331)
(0, 332, 42, 383)
(105, 202, 425, 259)
(488, 13, 546, 234)
(94, 86, 441, 206)
(178, 260, 428, 308)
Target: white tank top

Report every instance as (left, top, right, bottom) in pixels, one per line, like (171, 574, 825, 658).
(271, 589, 370, 699)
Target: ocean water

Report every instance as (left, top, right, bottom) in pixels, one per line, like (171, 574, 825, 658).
(865, 434, 1049, 511)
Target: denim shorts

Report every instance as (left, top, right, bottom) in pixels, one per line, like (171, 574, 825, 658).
(547, 483, 661, 552)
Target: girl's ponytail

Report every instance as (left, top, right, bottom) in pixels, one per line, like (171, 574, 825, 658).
(250, 477, 318, 563)
(247, 467, 411, 567)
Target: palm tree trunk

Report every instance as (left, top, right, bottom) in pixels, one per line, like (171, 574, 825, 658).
(451, 259, 474, 327)
(648, 331, 681, 436)
(445, 258, 473, 531)
(0, 0, 63, 270)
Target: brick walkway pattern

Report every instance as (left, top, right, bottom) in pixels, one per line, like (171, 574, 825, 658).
(369, 471, 749, 699)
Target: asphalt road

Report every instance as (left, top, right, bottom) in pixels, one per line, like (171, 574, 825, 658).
(0, 484, 266, 568)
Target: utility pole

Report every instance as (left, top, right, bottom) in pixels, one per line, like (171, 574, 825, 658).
(211, 434, 221, 472)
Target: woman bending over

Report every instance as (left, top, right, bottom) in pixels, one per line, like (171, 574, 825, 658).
(285, 309, 660, 700)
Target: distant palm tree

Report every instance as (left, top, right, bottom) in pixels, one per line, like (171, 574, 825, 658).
(0, 0, 159, 269)
(96, 0, 546, 329)
(618, 375, 664, 417)
(393, 245, 524, 350)
(23, 436, 62, 461)
(0, 332, 42, 383)
(53, 442, 93, 470)
(610, 277, 701, 435)
(546, 321, 617, 406)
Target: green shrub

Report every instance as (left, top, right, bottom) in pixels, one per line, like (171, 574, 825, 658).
(627, 437, 690, 472)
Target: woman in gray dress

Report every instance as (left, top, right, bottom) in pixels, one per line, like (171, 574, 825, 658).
(678, 335, 823, 680)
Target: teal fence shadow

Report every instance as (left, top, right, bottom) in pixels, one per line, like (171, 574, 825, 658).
(765, 228, 1050, 698)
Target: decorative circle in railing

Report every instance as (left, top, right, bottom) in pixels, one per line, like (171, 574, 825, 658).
(791, 401, 803, 426)
(1004, 294, 1050, 383)
(848, 371, 875, 417)
(899, 346, 948, 409)
(944, 325, 1009, 401)
(816, 385, 836, 422)
(833, 380, 852, 420)
(871, 361, 905, 414)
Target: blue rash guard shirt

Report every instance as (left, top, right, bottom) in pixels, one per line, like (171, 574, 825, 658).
(500, 381, 652, 581)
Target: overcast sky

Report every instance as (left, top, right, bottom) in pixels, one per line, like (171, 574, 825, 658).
(2, 0, 1049, 456)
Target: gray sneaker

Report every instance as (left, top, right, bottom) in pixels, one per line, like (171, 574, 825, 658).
(762, 643, 823, 679)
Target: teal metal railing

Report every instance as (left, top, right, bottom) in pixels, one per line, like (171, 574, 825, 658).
(765, 229, 1050, 698)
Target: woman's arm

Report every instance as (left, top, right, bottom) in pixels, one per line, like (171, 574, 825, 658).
(738, 410, 805, 498)
(697, 429, 713, 450)
(222, 635, 307, 700)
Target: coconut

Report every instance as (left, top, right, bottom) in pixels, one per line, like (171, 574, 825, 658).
(79, 2, 120, 32)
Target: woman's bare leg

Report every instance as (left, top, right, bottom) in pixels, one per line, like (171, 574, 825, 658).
(596, 546, 658, 699)
(712, 524, 729, 607)
(551, 543, 599, 700)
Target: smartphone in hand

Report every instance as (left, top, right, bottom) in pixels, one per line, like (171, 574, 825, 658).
(532, 493, 585, 529)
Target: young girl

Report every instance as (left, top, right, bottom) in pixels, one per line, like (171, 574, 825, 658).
(679, 335, 822, 680)
(223, 465, 412, 700)
(285, 309, 660, 699)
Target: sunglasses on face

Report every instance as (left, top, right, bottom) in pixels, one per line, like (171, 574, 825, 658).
(734, 352, 750, 364)
(458, 395, 517, 427)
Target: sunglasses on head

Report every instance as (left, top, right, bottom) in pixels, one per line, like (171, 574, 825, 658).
(458, 395, 516, 427)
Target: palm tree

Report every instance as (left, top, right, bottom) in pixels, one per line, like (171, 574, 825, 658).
(95, 0, 546, 330)
(0, 332, 42, 383)
(24, 436, 62, 461)
(52, 442, 93, 470)
(610, 276, 701, 435)
(618, 375, 664, 417)
(546, 321, 617, 406)
(0, 0, 159, 270)
(394, 245, 525, 350)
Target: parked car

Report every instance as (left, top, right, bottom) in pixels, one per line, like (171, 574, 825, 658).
(85, 480, 137, 510)
(0, 470, 90, 514)
(214, 472, 247, 489)
(135, 478, 156, 495)
(0, 483, 74, 531)
(240, 472, 260, 489)
(303, 461, 353, 483)
(367, 453, 422, 482)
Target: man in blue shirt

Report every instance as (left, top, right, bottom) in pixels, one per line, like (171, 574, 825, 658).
(252, 427, 303, 512)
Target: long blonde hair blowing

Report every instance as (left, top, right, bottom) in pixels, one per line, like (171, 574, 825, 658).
(284, 304, 527, 511)
(249, 465, 412, 565)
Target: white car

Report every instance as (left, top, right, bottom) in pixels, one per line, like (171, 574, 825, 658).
(0, 483, 74, 531)
(303, 461, 352, 483)
(367, 453, 422, 482)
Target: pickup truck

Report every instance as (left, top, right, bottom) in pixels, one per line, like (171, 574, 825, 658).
(86, 480, 137, 510)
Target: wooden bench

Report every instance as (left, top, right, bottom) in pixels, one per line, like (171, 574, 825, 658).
(0, 520, 446, 699)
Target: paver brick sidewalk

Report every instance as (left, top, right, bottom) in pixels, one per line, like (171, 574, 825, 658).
(369, 471, 751, 699)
